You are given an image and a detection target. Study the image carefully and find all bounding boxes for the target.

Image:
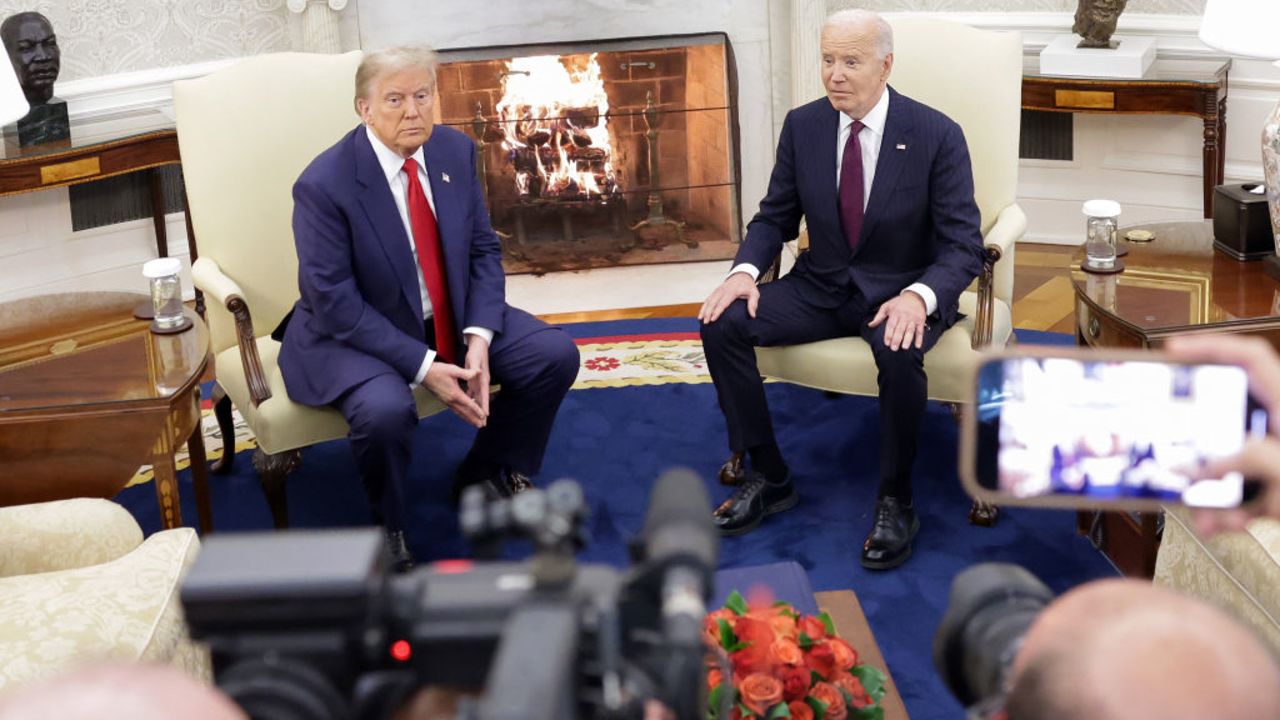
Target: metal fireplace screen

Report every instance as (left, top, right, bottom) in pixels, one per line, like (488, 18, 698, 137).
(436, 33, 740, 275)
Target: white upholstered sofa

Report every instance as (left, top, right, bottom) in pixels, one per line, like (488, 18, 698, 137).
(0, 499, 208, 691)
(1155, 509, 1280, 653)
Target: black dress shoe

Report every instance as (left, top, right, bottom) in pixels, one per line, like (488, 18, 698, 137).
(385, 529, 415, 573)
(712, 470, 798, 537)
(860, 497, 920, 570)
(451, 465, 535, 506)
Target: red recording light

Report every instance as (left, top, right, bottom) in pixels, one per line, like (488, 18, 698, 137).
(432, 559, 474, 574)
(390, 639, 412, 662)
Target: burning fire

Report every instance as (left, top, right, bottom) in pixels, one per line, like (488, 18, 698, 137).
(495, 53, 619, 200)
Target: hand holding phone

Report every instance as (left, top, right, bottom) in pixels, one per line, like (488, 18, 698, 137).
(1166, 335, 1280, 534)
(960, 344, 1269, 513)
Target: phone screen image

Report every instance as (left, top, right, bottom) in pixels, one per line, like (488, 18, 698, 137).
(976, 357, 1264, 508)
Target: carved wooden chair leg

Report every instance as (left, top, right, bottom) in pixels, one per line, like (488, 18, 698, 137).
(947, 402, 1001, 527)
(252, 448, 300, 529)
(969, 500, 1000, 527)
(209, 384, 237, 474)
(718, 451, 746, 486)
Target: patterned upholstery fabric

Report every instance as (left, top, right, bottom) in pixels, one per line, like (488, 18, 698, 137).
(1154, 507, 1280, 653)
(0, 499, 143, 576)
(0, 500, 209, 691)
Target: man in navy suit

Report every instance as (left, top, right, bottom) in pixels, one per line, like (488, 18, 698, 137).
(278, 46, 579, 569)
(699, 10, 984, 569)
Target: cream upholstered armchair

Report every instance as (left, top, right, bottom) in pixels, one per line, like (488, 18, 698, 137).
(0, 499, 207, 690)
(748, 18, 1025, 525)
(175, 52, 445, 528)
(1155, 509, 1280, 653)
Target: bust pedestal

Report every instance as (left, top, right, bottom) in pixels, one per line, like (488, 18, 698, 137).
(3, 99, 70, 147)
(1040, 34, 1156, 79)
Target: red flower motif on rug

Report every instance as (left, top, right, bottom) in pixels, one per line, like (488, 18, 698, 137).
(584, 356, 621, 371)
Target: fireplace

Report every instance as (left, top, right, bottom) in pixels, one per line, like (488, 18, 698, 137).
(436, 33, 741, 275)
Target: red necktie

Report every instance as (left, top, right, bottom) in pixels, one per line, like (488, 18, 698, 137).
(838, 120, 865, 251)
(402, 157, 459, 364)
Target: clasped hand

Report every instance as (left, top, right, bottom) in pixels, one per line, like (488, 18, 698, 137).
(422, 334, 490, 428)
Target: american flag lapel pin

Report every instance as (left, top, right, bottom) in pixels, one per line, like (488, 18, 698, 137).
(442, 172, 451, 183)
(896, 143, 907, 151)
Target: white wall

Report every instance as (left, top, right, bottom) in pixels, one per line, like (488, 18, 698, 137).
(1, 2, 1276, 309)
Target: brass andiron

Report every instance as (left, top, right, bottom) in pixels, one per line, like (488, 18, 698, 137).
(630, 91, 693, 249)
(471, 102, 521, 260)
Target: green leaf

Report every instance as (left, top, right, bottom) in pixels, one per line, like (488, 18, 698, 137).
(718, 618, 748, 652)
(738, 702, 755, 718)
(839, 686, 855, 707)
(725, 590, 749, 616)
(850, 706, 884, 720)
(772, 600, 791, 608)
(804, 696, 828, 720)
(798, 631, 815, 649)
(708, 684, 724, 719)
(810, 670, 825, 686)
(850, 665, 887, 702)
(766, 702, 793, 719)
(818, 611, 836, 637)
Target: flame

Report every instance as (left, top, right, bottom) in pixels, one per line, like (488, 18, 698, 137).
(496, 53, 618, 199)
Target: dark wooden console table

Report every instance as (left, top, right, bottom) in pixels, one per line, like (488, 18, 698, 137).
(0, 110, 202, 313)
(0, 291, 212, 532)
(1071, 220, 1280, 577)
(1023, 57, 1230, 218)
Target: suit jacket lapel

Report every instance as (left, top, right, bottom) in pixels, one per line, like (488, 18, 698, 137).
(857, 88, 914, 253)
(816, 103, 841, 238)
(354, 128, 424, 318)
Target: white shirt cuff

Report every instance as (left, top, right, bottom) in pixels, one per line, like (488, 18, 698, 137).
(903, 283, 937, 316)
(414, 350, 437, 385)
(728, 263, 760, 282)
(463, 326, 493, 346)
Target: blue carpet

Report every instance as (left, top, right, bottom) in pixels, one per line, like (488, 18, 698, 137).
(116, 322, 1113, 720)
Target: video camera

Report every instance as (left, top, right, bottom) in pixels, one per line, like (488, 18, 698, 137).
(933, 563, 1056, 720)
(180, 469, 719, 720)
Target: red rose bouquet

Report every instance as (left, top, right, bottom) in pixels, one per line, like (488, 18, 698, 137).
(704, 591, 887, 720)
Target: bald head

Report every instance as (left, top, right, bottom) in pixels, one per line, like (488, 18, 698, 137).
(0, 663, 246, 720)
(1007, 579, 1280, 720)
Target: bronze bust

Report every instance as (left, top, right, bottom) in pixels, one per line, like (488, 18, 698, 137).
(1073, 0, 1129, 49)
(1, 11, 68, 145)
(2, 11, 60, 105)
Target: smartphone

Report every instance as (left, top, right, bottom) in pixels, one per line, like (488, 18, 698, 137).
(959, 347, 1267, 511)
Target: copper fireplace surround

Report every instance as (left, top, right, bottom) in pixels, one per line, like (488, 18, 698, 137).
(436, 33, 741, 275)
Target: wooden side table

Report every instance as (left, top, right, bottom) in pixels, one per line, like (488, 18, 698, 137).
(1071, 220, 1280, 576)
(0, 111, 203, 314)
(0, 291, 213, 531)
(1023, 58, 1230, 218)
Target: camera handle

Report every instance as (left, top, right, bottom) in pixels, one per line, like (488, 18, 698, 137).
(471, 600, 582, 720)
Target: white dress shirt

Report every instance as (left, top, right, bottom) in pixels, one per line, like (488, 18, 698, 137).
(729, 89, 937, 316)
(365, 126, 492, 384)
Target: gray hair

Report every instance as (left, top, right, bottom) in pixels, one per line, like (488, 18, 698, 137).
(823, 9, 893, 60)
(355, 45, 438, 105)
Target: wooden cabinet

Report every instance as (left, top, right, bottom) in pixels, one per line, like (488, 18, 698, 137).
(1070, 220, 1280, 576)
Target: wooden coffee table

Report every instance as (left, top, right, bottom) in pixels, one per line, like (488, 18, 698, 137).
(0, 291, 212, 531)
(816, 590, 909, 720)
(1071, 220, 1280, 576)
